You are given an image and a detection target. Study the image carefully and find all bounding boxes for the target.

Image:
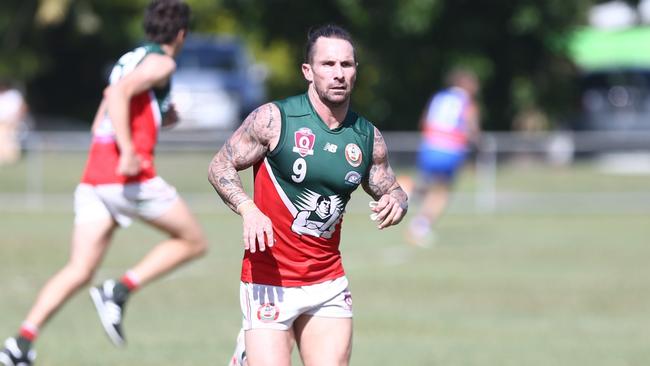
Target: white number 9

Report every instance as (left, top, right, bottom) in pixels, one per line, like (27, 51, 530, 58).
(291, 158, 307, 183)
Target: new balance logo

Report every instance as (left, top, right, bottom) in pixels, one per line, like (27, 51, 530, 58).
(323, 143, 338, 153)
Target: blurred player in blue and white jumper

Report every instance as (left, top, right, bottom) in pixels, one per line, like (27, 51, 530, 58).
(407, 68, 481, 246)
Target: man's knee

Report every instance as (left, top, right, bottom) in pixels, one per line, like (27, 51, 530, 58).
(192, 235, 208, 257)
(183, 231, 208, 258)
(63, 262, 96, 287)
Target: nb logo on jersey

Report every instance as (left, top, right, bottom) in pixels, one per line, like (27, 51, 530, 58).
(323, 142, 338, 153)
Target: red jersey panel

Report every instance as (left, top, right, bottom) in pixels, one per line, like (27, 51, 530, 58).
(80, 91, 161, 185)
(240, 159, 345, 287)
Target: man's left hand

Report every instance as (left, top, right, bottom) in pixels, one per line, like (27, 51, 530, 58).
(370, 193, 407, 230)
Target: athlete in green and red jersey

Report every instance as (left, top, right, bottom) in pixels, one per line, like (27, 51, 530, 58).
(1, 2, 207, 365)
(210, 24, 408, 366)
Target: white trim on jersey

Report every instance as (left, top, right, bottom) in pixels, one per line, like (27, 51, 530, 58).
(263, 157, 298, 216)
(148, 90, 162, 127)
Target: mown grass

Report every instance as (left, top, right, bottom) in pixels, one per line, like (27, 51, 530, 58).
(1, 150, 650, 365)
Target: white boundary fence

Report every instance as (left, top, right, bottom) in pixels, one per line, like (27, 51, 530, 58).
(384, 130, 650, 214)
(4, 130, 650, 214)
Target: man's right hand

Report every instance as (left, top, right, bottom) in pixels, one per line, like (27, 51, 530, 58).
(116, 150, 142, 176)
(238, 200, 275, 253)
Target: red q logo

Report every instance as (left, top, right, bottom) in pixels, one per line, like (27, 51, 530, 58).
(292, 127, 316, 157)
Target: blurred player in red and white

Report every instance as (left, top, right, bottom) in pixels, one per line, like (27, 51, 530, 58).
(0, 1, 207, 365)
(407, 68, 481, 247)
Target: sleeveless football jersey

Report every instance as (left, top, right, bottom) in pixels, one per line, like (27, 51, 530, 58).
(81, 43, 172, 185)
(421, 87, 472, 153)
(243, 93, 375, 286)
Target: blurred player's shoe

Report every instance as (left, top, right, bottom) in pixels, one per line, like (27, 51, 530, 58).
(227, 328, 246, 366)
(406, 216, 436, 248)
(90, 280, 126, 347)
(0, 337, 36, 366)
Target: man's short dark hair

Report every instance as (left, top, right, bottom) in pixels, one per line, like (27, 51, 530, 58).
(143, 0, 190, 44)
(304, 24, 355, 64)
(316, 195, 332, 205)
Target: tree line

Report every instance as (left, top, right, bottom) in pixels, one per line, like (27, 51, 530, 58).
(1, 0, 606, 131)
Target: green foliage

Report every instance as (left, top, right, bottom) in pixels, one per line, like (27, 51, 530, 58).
(0, 0, 598, 130)
(217, 0, 596, 130)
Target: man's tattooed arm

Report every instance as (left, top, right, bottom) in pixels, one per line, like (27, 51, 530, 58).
(208, 103, 280, 213)
(363, 127, 408, 211)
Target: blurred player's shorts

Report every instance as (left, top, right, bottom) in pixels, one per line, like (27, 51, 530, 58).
(74, 176, 178, 227)
(417, 147, 466, 181)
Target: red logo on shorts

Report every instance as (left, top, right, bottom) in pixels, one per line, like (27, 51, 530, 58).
(257, 303, 280, 322)
(293, 128, 316, 157)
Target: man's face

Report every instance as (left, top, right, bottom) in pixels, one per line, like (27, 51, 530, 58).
(302, 37, 357, 106)
(318, 199, 331, 214)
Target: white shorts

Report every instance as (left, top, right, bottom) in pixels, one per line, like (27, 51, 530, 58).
(74, 176, 178, 227)
(240, 276, 353, 331)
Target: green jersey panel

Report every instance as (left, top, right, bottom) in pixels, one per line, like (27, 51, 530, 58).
(242, 93, 375, 286)
(269, 93, 375, 209)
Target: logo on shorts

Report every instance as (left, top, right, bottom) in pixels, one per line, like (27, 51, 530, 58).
(257, 303, 280, 322)
(345, 143, 362, 167)
(293, 127, 316, 157)
(343, 292, 353, 311)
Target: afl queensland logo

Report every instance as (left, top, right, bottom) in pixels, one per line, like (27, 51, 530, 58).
(293, 127, 316, 157)
(344, 171, 362, 186)
(257, 303, 280, 323)
(345, 143, 362, 167)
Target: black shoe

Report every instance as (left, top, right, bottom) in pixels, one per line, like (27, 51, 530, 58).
(0, 337, 36, 366)
(90, 280, 126, 347)
(227, 329, 246, 366)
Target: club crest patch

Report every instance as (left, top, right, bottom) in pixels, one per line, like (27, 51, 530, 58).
(257, 303, 280, 323)
(293, 127, 316, 157)
(345, 143, 362, 167)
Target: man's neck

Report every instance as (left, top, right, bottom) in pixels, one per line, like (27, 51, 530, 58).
(161, 43, 177, 58)
(307, 87, 349, 130)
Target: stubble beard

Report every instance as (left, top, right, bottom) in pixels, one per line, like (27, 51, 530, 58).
(317, 87, 351, 108)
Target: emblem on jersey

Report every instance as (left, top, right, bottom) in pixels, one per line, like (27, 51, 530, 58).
(257, 303, 280, 323)
(292, 127, 316, 157)
(290, 190, 344, 239)
(345, 143, 362, 167)
(344, 171, 362, 186)
(323, 142, 338, 153)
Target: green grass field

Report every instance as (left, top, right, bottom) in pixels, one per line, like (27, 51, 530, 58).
(1, 151, 650, 365)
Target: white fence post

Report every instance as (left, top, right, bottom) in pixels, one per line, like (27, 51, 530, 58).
(25, 133, 43, 209)
(476, 134, 497, 213)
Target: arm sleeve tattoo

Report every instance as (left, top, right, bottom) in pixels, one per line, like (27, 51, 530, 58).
(363, 127, 409, 209)
(208, 103, 279, 212)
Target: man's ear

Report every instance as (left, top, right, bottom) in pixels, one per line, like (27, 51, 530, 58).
(177, 29, 187, 42)
(302, 63, 313, 82)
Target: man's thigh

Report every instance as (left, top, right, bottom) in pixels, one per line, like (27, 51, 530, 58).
(294, 315, 353, 366)
(244, 328, 293, 366)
